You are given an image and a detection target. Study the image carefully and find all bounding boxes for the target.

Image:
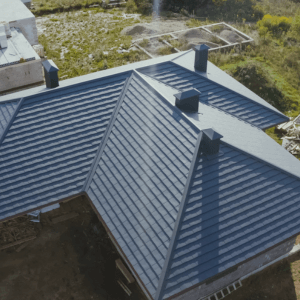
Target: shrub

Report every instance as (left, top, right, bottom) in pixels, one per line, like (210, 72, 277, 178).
(126, 0, 138, 13)
(229, 62, 292, 112)
(257, 14, 292, 37)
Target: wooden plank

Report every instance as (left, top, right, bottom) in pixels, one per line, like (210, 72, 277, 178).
(117, 279, 132, 296)
(0, 236, 36, 251)
(16, 241, 29, 252)
(116, 258, 135, 284)
(51, 212, 79, 224)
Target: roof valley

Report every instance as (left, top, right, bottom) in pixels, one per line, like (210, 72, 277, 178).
(155, 132, 203, 300)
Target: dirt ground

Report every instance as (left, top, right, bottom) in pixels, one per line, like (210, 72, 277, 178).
(225, 248, 300, 300)
(0, 196, 146, 300)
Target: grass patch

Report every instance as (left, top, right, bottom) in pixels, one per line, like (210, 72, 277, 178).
(158, 46, 174, 55)
(38, 10, 148, 79)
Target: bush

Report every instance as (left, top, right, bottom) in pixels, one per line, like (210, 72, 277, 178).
(229, 62, 292, 112)
(257, 14, 292, 37)
(288, 13, 300, 41)
(126, 0, 138, 13)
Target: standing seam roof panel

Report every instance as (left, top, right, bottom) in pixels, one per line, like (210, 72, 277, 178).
(0, 100, 20, 141)
(161, 143, 300, 299)
(0, 73, 130, 220)
(87, 74, 199, 298)
(137, 62, 288, 129)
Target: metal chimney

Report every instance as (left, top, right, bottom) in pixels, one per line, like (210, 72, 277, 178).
(194, 44, 210, 72)
(42, 59, 59, 89)
(199, 128, 223, 156)
(174, 88, 200, 113)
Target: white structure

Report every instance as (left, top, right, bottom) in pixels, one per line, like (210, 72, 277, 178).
(0, 0, 38, 45)
(21, 0, 31, 8)
(0, 28, 43, 93)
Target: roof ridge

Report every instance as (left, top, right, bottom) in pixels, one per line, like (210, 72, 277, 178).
(221, 140, 300, 181)
(82, 71, 134, 192)
(0, 97, 25, 147)
(139, 61, 288, 129)
(21, 70, 133, 102)
(138, 71, 263, 133)
(154, 132, 203, 300)
(168, 60, 289, 125)
(135, 71, 201, 134)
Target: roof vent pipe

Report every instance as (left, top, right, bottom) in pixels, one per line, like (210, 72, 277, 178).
(42, 59, 59, 89)
(199, 128, 223, 156)
(194, 44, 210, 73)
(174, 88, 201, 113)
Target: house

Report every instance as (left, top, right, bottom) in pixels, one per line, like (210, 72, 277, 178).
(1, 46, 300, 300)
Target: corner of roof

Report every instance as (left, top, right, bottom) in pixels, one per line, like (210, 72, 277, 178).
(81, 71, 134, 193)
(0, 97, 25, 147)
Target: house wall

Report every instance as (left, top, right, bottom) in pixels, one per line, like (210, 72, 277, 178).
(170, 237, 296, 300)
(0, 59, 44, 93)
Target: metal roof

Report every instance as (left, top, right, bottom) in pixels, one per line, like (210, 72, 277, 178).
(137, 61, 289, 130)
(0, 53, 300, 300)
(0, 71, 130, 220)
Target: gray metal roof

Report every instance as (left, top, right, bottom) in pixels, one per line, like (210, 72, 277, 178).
(0, 99, 19, 141)
(87, 72, 199, 296)
(137, 61, 289, 129)
(0, 72, 130, 220)
(157, 142, 300, 299)
(0, 53, 300, 300)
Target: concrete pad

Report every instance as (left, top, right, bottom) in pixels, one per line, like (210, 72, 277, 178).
(0, 0, 38, 45)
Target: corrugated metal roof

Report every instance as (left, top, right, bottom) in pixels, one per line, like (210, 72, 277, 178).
(87, 72, 199, 296)
(0, 72, 130, 220)
(137, 62, 289, 129)
(159, 142, 300, 299)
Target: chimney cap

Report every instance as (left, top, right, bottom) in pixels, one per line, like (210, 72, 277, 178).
(42, 59, 59, 73)
(202, 128, 223, 140)
(174, 88, 201, 100)
(194, 44, 210, 51)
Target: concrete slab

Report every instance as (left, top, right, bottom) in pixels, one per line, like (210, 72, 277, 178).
(0, 0, 38, 45)
(0, 28, 38, 68)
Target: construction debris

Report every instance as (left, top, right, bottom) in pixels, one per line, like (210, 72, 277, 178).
(277, 115, 300, 156)
(0, 216, 37, 251)
(27, 210, 40, 222)
(116, 258, 135, 284)
(117, 279, 132, 296)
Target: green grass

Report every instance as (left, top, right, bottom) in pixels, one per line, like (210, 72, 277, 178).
(39, 9, 149, 79)
(31, 0, 127, 15)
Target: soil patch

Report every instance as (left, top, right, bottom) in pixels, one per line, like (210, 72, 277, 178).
(178, 28, 220, 49)
(219, 29, 245, 43)
(225, 248, 300, 300)
(0, 196, 146, 300)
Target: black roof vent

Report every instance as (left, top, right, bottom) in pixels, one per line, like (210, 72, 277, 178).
(42, 59, 59, 89)
(199, 128, 223, 156)
(174, 88, 200, 113)
(194, 44, 210, 73)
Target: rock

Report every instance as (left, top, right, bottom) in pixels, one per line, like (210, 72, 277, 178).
(103, 51, 109, 55)
(88, 54, 93, 59)
(117, 49, 122, 54)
